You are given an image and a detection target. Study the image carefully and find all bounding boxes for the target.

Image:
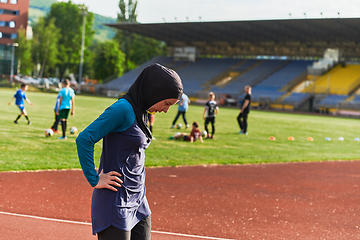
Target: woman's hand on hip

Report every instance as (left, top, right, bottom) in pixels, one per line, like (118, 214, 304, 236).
(95, 170, 123, 191)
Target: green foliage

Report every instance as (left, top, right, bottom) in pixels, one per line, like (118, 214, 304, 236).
(28, 0, 165, 79)
(128, 34, 167, 65)
(28, 4, 116, 43)
(1, 88, 360, 172)
(29, 0, 57, 10)
(15, 26, 33, 75)
(113, 0, 166, 71)
(117, 0, 137, 22)
(31, 17, 60, 77)
(92, 14, 116, 42)
(45, 1, 95, 79)
(93, 40, 126, 81)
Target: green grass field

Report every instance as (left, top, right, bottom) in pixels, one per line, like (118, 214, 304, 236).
(1, 88, 360, 172)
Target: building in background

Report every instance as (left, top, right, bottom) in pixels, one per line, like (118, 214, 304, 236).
(0, 0, 29, 74)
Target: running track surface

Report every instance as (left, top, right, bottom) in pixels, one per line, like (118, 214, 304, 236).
(1, 161, 360, 239)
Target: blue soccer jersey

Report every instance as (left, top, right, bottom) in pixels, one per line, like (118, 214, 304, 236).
(178, 93, 189, 112)
(14, 89, 27, 106)
(54, 94, 61, 112)
(59, 87, 75, 110)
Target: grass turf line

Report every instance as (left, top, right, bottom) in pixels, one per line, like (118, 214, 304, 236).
(1, 88, 360, 171)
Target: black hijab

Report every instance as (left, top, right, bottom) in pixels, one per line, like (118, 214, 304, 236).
(121, 63, 183, 140)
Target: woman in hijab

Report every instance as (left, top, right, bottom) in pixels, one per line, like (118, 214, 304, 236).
(76, 63, 183, 240)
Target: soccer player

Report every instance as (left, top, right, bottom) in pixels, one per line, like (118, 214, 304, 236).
(171, 92, 190, 128)
(56, 79, 75, 139)
(171, 121, 203, 143)
(203, 92, 219, 139)
(8, 83, 34, 125)
(50, 93, 61, 134)
(147, 112, 156, 140)
(237, 85, 252, 135)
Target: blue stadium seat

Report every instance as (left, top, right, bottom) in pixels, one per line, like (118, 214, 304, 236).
(282, 92, 310, 105)
(317, 94, 348, 107)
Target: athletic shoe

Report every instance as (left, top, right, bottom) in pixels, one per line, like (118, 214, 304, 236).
(28, 121, 31, 125)
(58, 136, 67, 140)
(170, 125, 175, 129)
(14, 120, 18, 124)
(51, 128, 61, 134)
(169, 136, 174, 139)
(239, 131, 248, 135)
(186, 124, 190, 128)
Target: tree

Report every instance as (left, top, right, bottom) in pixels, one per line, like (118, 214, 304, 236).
(93, 40, 125, 82)
(114, 0, 137, 65)
(114, 0, 167, 71)
(46, 1, 95, 80)
(128, 34, 167, 67)
(15, 26, 32, 75)
(31, 17, 60, 77)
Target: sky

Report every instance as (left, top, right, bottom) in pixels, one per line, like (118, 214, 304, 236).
(59, 0, 360, 23)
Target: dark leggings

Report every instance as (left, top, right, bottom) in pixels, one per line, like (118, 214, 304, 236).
(237, 111, 249, 133)
(98, 216, 151, 240)
(172, 111, 188, 125)
(51, 111, 60, 131)
(204, 117, 215, 136)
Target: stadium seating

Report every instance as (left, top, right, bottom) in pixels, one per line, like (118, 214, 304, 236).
(210, 60, 287, 96)
(303, 65, 360, 95)
(174, 58, 241, 95)
(251, 89, 286, 102)
(102, 56, 359, 113)
(315, 94, 348, 108)
(102, 56, 174, 93)
(250, 60, 312, 102)
(282, 92, 311, 106)
(231, 59, 258, 72)
(167, 60, 189, 70)
(351, 95, 360, 103)
(254, 60, 312, 91)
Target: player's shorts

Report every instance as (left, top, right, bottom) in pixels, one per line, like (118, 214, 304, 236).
(183, 135, 191, 141)
(17, 104, 25, 111)
(205, 117, 215, 125)
(58, 109, 70, 119)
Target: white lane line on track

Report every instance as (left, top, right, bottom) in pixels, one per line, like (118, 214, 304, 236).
(0, 211, 91, 225)
(152, 230, 236, 240)
(0, 211, 235, 240)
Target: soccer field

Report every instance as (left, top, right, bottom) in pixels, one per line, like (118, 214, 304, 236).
(1, 88, 359, 172)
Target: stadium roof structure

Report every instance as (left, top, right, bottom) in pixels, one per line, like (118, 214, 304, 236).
(107, 18, 360, 58)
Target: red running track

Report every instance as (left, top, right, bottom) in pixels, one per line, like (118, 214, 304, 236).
(1, 161, 360, 239)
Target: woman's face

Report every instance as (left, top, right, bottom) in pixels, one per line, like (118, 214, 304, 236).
(148, 98, 179, 113)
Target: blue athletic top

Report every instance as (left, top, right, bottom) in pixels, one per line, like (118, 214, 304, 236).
(54, 94, 60, 112)
(178, 93, 189, 112)
(76, 99, 152, 234)
(59, 87, 75, 110)
(14, 89, 27, 106)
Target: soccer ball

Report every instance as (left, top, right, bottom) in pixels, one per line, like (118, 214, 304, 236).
(176, 123, 182, 129)
(201, 130, 207, 137)
(45, 128, 54, 137)
(70, 126, 78, 134)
